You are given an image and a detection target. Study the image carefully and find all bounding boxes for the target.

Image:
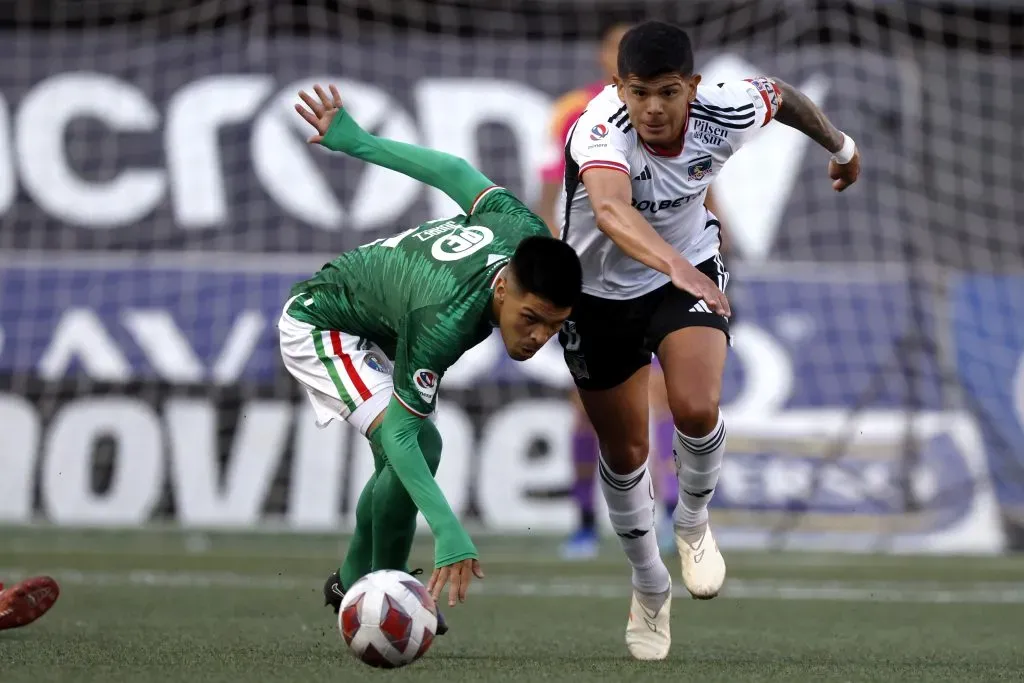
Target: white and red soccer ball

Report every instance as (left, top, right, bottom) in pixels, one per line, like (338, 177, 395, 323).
(338, 569, 438, 668)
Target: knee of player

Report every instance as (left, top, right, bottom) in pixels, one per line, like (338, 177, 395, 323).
(601, 437, 650, 474)
(670, 394, 721, 438)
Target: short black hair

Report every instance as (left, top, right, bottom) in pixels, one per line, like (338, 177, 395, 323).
(617, 21, 694, 80)
(509, 236, 582, 309)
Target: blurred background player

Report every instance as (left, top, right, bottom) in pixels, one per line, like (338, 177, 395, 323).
(535, 22, 629, 560)
(0, 576, 59, 632)
(536, 23, 631, 234)
(537, 22, 732, 560)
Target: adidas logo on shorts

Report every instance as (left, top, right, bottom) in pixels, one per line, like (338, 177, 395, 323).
(689, 301, 714, 314)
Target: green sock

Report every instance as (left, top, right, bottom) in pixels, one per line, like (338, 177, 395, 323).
(338, 432, 385, 590)
(370, 418, 443, 572)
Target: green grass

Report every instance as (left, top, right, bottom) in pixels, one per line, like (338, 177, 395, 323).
(2, 528, 1023, 682)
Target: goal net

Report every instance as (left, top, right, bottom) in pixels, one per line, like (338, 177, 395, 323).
(0, 0, 1021, 553)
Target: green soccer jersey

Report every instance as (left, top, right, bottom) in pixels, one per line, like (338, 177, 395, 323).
(287, 186, 548, 416)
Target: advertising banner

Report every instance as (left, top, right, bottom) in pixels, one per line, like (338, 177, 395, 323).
(3, 32, 1019, 268)
(953, 275, 1024, 546)
(0, 259, 1002, 551)
(0, 24, 1015, 552)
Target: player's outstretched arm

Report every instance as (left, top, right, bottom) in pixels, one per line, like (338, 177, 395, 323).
(769, 78, 861, 192)
(378, 398, 484, 606)
(582, 167, 731, 316)
(295, 84, 495, 213)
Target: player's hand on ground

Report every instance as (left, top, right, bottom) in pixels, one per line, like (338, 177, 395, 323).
(428, 558, 484, 607)
(295, 84, 343, 144)
(669, 259, 731, 317)
(829, 148, 861, 192)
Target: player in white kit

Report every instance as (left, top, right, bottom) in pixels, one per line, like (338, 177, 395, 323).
(556, 21, 861, 660)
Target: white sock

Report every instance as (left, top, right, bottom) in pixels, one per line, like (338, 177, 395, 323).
(673, 412, 726, 529)
(598, 456, 671, 598)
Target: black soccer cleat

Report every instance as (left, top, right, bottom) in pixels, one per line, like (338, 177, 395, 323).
(324, 569, 448, 635)
(323, 570, 345, 614)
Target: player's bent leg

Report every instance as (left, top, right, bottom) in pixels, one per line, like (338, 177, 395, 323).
(326, 408, 389, 616)
(579, 366, 671, 660)
(337, 444, 386, 598)
(657, 326, 728, 599)
(280, 306, 434, 615)
(323, 417, 450, 635)
(370, 420, 442, 572)
(367, 418, 450, 635)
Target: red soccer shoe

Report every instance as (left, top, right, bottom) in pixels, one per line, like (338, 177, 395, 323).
(0, 576, 60, 631)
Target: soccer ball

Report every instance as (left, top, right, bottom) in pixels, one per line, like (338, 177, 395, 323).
(338, 569, 438, 668)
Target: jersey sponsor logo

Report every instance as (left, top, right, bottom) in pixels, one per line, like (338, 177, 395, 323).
(630, 192, 704, 215)
(431, 225, 495, 262)
(692, 119, 729, 146)
(633, 165, 652, 181)
(687, 155, 714, 181)
(414, 369, 439, 402)
(589, 123, 608, 141)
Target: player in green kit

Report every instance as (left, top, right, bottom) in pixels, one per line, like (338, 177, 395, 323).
(280, 85, 583, 627)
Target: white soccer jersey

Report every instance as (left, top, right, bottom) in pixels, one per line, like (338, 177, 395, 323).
(560, 78, 783, 299)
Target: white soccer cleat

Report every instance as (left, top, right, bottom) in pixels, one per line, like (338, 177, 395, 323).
(675, 520, 726, 599)
(625, 581, 671, 661)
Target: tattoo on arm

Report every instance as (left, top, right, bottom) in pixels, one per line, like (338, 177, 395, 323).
(771, 78, 845, 153)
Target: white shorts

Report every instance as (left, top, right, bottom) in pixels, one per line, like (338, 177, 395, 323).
(278, 296, 394, 436)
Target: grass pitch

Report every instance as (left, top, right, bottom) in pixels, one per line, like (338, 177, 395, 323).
(2, 528, 1023, 682)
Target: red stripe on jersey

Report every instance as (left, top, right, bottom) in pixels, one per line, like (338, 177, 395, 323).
(579, 160, 630, 176)
(745, 79, 775, 127)
(330, 330, 372, 401)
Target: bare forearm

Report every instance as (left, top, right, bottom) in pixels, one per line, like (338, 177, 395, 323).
(771, 78, 844, 153)
(595, 199, 682, 275)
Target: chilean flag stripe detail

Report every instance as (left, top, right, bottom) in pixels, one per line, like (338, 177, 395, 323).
(330, 330, 372, 401)
(746, 78, 775, 126)
(579, 160, 630, 176)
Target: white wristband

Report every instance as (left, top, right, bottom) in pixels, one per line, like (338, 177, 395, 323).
(831, 133, 856, 165)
